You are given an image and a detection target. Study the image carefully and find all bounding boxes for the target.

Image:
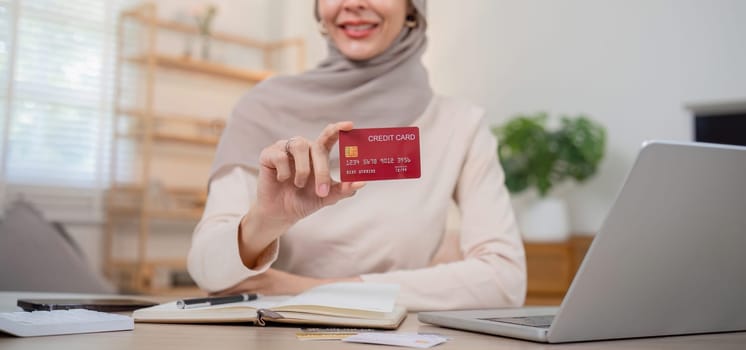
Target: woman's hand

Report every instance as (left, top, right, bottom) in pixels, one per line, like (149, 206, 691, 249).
(255, 121, 365, 225)
(237, 121, 365, 269)
(213, 269, 362, 296)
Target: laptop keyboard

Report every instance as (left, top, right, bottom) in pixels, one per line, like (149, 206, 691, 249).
(480, 315, 555, 328)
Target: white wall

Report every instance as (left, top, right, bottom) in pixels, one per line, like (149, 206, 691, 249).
(272, 0, 328, 69)
(279, 0, 746, 233)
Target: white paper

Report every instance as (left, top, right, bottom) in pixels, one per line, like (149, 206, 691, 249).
(275, 282, 399, 313)
(342, 332, 448, 348)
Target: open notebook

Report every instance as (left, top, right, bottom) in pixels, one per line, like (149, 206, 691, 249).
(133, 283, 407, 329)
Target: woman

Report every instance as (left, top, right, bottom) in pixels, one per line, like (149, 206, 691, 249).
(187, 0, 526, 311)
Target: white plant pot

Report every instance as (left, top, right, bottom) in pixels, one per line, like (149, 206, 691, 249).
(519, 196, 570, 242)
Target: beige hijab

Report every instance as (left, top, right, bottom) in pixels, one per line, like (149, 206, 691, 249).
(210, 0, 431, 179)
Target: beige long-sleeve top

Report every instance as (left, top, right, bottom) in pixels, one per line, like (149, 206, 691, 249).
(187, 96, 527, 311)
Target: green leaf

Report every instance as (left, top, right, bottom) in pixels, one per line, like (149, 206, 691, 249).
(492, 113, 606, 197)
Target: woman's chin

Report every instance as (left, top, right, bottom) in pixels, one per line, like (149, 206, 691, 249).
(338, 46, 382, 61)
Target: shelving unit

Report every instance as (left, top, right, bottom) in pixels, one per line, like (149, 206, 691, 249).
(115, 108, 224, 146)
(105, 3, 305, 294)
(125, 55, 274, 82)
(524, 235, 594, 305)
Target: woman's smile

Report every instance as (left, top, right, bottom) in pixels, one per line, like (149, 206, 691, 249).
(338, 21, 380, 39)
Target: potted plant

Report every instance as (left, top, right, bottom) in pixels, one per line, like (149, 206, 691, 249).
(192, 4, 218, 60)
(492, 112, 606, 241)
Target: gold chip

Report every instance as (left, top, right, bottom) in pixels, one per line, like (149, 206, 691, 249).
(344, 146, 358, 158)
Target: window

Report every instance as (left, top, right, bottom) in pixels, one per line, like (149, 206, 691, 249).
(0, 0, 14, 217)
(0, 0, 132, 220)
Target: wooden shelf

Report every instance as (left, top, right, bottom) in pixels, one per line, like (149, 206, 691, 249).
(118, 108, 225, 127)
(108, 259, 201, 296)
(106, 186, 205, 221)
(120, 4, 306, 74)
(122, 10, 267, 49)
(127, 54, 272, 82)
(116, 108, 223, 146)
(109, 258, 187, 270)
(153, 132, 218, 146)
(107, 184, 206, 199)
(107, 207, 203, 221)
(110, 184, 205, 195)
(115, 131, 219, 147)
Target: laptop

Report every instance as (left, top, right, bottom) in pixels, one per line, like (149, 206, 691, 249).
(419, 141, 746, 343)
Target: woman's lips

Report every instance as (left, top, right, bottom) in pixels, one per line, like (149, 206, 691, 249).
(340, 23, 379, 39)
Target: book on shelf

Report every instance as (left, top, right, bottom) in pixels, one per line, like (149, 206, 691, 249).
(133, 282, 406, 329)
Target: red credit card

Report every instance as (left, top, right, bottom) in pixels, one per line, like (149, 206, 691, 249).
(338, 127, 421, 182)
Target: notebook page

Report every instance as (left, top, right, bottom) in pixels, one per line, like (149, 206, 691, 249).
(274, 283, 399, 313)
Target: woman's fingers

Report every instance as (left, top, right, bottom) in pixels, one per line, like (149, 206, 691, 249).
(285, 137, 312, 188)
(261, 138, 314, 187)
(313, 122, 354, 197)
(260, 141, 292, 182)
(310, 143, 330, 196)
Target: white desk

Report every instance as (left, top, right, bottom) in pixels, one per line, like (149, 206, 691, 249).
(2, 292, 745, 349)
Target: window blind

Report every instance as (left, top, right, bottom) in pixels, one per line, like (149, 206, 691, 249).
(2, 0, 131, 189)
(1, 0, 11, 135)
(0, 2, 9, 101)
(0, 0, 133, 221)
(1, 0, 14, 218)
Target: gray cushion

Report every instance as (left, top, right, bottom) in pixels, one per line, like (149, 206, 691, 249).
(0, 201, 115, 293)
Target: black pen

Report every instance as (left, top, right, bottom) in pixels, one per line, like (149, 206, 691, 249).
(176, 293, 259, 309)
